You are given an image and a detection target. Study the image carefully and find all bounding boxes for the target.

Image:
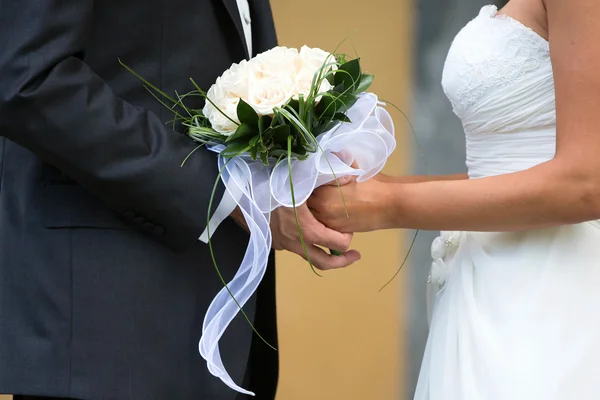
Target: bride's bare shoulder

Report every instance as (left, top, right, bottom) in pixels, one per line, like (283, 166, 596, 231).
(497, 0, 548, 42)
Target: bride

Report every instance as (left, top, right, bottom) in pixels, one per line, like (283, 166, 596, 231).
(309, 0, 600, 398)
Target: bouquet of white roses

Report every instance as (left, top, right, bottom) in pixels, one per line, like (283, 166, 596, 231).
(121, 45, 395, 396)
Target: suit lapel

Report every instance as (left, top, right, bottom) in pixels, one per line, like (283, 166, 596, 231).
(221, 0, 250, 59)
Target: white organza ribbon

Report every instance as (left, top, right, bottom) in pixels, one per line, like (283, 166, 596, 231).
(198, 93, 395, 395)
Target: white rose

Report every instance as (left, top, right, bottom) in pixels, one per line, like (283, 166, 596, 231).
(247, 73, 295, 115)
(203, 83, 240, 135)
(299, 45, 337, 75)
(207, 101, 239, 135)
(430, 258, 448, 286)
(204, 77, 237, 106)
(293, 68, 332, 102)
(251, 46, 302, 79)
(218, 60, 251, 99)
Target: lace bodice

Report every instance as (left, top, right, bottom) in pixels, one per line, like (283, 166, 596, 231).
(442, 5, 556, 179)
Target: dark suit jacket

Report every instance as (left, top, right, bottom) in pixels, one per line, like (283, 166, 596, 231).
(0, 1, 278, 399)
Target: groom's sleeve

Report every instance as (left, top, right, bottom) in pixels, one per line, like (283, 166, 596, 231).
(0, 0, 223, 252)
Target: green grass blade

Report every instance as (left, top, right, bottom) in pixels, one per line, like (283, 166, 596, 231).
(379, 229, 419, 292)
(119, 59, 179, 105)
(275, 108, 317, 152)
(377, 100, 428, 290)
(380, 99, 430, 178)
(142, 85, 187, 122)
(180, 144, 205, 168)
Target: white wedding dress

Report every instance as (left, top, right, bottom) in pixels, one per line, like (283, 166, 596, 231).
(415, 5, 600, 400)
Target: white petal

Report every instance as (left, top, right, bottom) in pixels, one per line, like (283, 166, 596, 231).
(431, 236, 446, 260)
(431, 258, 448, 286)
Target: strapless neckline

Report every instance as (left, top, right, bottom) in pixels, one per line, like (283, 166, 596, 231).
(479, 5, 549, 47)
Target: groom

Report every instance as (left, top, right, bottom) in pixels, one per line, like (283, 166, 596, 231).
(0, 1, 358, 399)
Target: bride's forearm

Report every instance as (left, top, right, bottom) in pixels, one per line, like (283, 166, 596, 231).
(376, 173, 468, 184)
(386, 161, 600, 232)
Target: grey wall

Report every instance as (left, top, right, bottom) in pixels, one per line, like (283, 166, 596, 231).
(406, 0, 507, 398)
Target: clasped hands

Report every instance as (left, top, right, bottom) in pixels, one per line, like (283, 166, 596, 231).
(268, 174, 392, 270)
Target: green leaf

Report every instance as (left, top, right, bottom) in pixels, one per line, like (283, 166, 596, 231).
(258, 115, 273, 134)
(237, 99, 259, 128)
(356, 74, 375, 94)
(316, 96, 338, 119)
(333, 113, 352, 123)
(292, 144, 308, 156)
(226, 123, 255, 142)
(335, 94, 359, 113)
(313, 121, 338, 135)
(249, 135, 261, 147)
(268, 149, 289, 158)
(271, 125, 291, 147)
(259, 150, 269, 165)
(262, 127, 275, 143)
(332, 83, 346, 94)
(222, 140, 249, 158)
(335, 59, 361, 92)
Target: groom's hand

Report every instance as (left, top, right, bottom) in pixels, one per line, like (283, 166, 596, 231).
(270, 204, 361, 270)
(229, 204, 360, 270)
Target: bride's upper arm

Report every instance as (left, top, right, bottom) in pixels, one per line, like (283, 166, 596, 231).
(546, 0, 600, 173)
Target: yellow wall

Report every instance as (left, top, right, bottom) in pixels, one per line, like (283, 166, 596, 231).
(271, 1, 412, 399)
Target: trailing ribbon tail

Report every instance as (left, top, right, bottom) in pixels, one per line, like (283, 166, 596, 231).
(199, 188, 239, 244)
(198, 156, 272, 396)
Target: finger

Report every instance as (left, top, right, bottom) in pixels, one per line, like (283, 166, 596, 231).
(290, 243, 361, 270)
(314, 229, 353, 253)
(326, 175, 353, 186)
(300, 207, 353, 252)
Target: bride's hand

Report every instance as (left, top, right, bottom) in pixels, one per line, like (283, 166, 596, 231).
(308, 177, 395, 233)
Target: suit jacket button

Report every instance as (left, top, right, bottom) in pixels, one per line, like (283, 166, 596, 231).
(153, 225, 166, 236)
(133, 216, 145, 224)
(141, 222, 154, 231)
